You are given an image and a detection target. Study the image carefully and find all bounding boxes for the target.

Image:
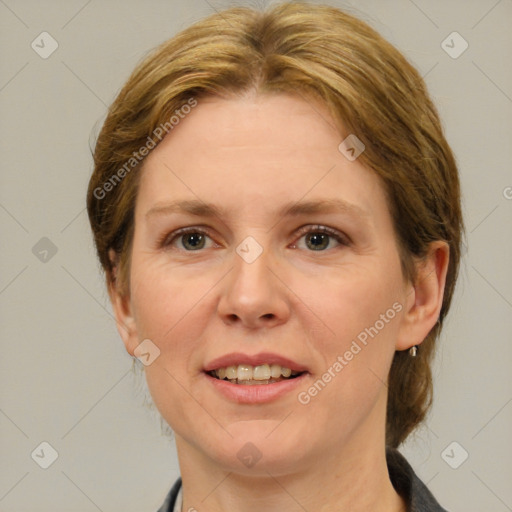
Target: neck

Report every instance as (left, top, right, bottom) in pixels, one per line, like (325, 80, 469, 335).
(174, 393, 406, 512)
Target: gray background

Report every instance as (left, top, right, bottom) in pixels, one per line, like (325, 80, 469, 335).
(1, 0, 511, 511)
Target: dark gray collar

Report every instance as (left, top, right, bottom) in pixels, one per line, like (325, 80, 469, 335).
(386, 448, 448, 511)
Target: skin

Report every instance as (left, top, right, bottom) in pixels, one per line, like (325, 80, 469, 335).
(110, 93, 449, 512)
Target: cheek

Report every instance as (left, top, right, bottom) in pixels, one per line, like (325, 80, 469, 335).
(133, 267, 212, 428)
(143, 362, 199, 439)
(296, 271, 402, 429)
(305, 262, 402, 342)
(130, 259, 210, 342)
(299, 256, 403, 403)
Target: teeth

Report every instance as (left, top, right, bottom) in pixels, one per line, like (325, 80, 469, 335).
(270, 364, 282, 379)
(213, 364, 300, 382)
(253, 364, 271, 380)
(237, 365, 252, 381)
(225, 366, 237, 379)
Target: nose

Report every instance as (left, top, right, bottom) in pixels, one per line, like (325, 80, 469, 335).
(216, 244, 291, 329)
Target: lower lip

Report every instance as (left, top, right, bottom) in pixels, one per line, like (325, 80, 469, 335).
(204, 372, 309, 404)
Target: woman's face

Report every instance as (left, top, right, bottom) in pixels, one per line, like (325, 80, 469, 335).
(117, 93, 416, 474)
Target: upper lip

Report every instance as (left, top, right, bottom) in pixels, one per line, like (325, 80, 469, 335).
(204, 352, 309, 373)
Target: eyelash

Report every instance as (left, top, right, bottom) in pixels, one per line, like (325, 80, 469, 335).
(157, 225, 350, 252)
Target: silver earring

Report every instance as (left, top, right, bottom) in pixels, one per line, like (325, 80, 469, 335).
(409, 345, 418, 357)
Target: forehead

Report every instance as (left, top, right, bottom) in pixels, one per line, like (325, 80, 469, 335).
(136, 93, 387, 221)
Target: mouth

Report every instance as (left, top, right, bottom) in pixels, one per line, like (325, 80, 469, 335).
(203, 353, 310, 402)
(207, 364, 306, 385)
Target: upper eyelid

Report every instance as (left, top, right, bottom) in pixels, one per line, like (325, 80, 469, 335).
(295, 224, 348, 239)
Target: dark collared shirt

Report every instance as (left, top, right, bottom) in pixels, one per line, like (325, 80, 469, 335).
(157, 448, 448, 511)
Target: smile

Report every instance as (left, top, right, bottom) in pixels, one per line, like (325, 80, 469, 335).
(209, 363, 303, 385)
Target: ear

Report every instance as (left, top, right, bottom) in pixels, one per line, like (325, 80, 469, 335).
(107, 249, 139, 357)
(396, 241, 450, 351)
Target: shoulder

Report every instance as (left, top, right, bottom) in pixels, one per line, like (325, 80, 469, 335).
(386, 448, 449, 512)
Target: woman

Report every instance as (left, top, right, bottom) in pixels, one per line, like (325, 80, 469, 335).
(87, 3, 463, 511)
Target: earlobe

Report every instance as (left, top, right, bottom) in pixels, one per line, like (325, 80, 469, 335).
(396, 241, 450, 351)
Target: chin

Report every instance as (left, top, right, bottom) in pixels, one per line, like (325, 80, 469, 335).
(203, 423, 312, 476)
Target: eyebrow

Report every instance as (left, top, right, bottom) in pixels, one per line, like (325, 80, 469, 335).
(145, 198, 370, 221)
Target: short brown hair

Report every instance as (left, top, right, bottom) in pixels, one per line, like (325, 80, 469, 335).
(87, 1, 464, 448)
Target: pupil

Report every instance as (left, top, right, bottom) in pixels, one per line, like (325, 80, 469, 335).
(307, 233, 328, 250)
(183, 233, 204, 250)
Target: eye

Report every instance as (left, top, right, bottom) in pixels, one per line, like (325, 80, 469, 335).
(292, 225, 349, 251)
(158, 225, 349, 252)
(159, 227, 216, 251)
